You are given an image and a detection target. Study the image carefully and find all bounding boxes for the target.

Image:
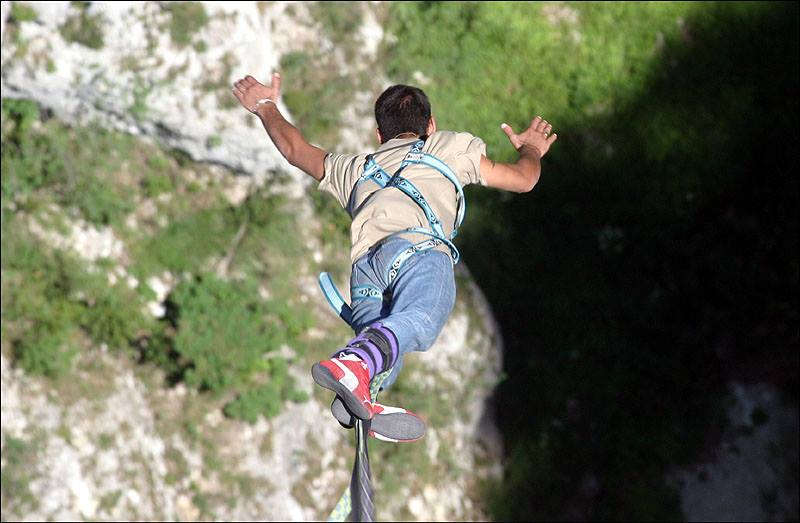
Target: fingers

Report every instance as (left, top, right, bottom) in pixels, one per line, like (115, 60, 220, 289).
(271, 71, 281, 94)
(529, 115, 557, 141)
(234, 75, 259, 93)
(532, 116, 549, 134)
(500, 122, 515, 139)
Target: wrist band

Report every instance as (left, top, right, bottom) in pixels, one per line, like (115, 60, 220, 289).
(252, 98, 275, 114)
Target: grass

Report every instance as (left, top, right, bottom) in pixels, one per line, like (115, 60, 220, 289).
(0, 435, 41, 515)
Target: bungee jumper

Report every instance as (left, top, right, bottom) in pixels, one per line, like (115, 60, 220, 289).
(232, 72, 557, 519)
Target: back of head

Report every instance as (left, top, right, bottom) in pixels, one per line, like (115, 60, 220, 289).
(374, 85, 431, 143)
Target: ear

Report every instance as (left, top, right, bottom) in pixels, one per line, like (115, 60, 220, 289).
(375, 128, 384, 144)
(427, 116, 437, 136)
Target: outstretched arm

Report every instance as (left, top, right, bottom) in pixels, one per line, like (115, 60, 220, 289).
(479, 116, 558, 193)
(232, 72, 327, 181)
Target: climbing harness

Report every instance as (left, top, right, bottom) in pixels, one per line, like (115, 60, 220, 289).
(338, 138, 467, 306)
(318, 139, 465, 521)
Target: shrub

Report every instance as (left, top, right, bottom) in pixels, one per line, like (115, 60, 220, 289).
(155, 273, 309, 422)
(1, 225, 151, 376)
(9, 2, 37, 23)
(1, 98, 135, 226)
(162, 1, 209, 48)
(59, 1, 105, 49)
(1, 99, 62, 197)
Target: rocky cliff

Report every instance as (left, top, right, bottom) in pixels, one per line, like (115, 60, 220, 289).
(1, 2, 503, 520)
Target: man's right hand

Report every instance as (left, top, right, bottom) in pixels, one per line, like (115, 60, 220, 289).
(232, 72, 282, 114)
(500, 116, 557, 157)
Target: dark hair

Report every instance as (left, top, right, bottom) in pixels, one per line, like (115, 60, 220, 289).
(374, 85, 431, 143)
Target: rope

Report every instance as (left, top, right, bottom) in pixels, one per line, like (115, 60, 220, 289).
(327, 368, 392, 522)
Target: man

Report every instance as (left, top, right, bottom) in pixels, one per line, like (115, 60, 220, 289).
(232, 72, 556, 441)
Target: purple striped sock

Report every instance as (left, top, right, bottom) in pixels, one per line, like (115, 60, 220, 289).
(370, 322, 399, 366)
(333, 322, 399, 379)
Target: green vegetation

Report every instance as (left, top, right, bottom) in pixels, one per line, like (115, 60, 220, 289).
(153, 273, 310, 420)
(196, 51, 238, 110)
(98, 489, 123, 513)
(9, 2, 37, 23)
(141, 159, 174, 197)
(2, 98, 136, 226)
(380, 1, 798, 520)
(206, 135, 222, 149)
(276, 1, 382, 148)
(161, 1, 209, 48)
(129, 78, 153, 121)
(279, 50, 356, 149)
(1, 212, 150, 376)
(0, 436, 40, 515)
(1, 98, 313, 423)
(308, 1, 363, 60)
(4, 2, 38, 61)
(59, 1, 105, 50)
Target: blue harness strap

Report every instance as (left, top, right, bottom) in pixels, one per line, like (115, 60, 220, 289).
(400, 150, 466, 237)
(319, 138, 465, 315)
(351, 284, 382, 301)
(318, 272, 353, 325)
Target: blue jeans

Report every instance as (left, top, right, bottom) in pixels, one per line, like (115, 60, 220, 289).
(345, 237, 457, 390)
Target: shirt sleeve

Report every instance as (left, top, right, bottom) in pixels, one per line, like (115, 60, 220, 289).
(318, 152, 364, 209)
(450, 132, 488, 186)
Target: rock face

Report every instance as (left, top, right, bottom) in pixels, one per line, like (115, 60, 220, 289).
(671, 382, 799, 522)
(2, 2, 294, 186)
(1, 2, 503, 521)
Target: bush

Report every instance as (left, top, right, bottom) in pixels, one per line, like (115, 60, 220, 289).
(162, 1, 209, 48)
(59, 1, 105, 49)
(134, 207, 235, 274)
(155, 274, 310, 422)
(166, 274, 276, 391)
(0, 436, 40, 514)
(1, 99, 62, 197)
(9, 2, 38, 24)
(141, 173, 173, 197)
(1, 225, 151, 376)
(1, 98, 135, 226)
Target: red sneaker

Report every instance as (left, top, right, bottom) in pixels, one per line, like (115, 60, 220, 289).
(331, 397, 426, 443)
(312, 354, 373, 420)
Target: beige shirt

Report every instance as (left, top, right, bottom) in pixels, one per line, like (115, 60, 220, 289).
(319, 130, 487, 264)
